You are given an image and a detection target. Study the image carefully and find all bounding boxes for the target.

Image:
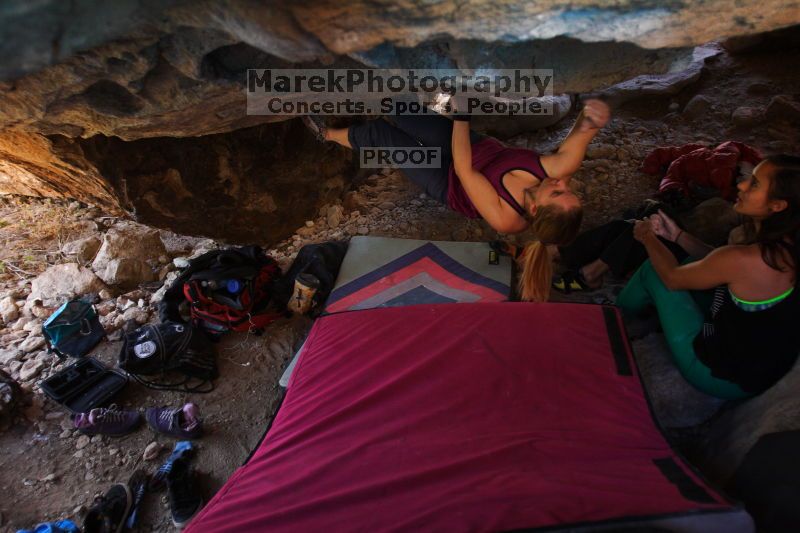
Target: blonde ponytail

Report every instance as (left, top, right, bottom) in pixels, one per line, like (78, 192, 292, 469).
(518, 240, 552, 302)
(518, 203, 584, 302)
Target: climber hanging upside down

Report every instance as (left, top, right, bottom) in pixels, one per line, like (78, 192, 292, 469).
(303, 97, 611, 301)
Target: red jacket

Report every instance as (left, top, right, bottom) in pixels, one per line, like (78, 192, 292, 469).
(641, 141, 762, 200)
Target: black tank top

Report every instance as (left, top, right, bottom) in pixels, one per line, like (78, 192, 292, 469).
(694, 285, 800, 394)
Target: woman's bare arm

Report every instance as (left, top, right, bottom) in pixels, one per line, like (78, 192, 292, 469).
(649, 210, 714, 258)
(540, 99, 610, 180)
(451, 120, 526, 233)
(634, 219, 741, 290)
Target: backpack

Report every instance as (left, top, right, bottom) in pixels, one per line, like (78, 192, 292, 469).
(118, 322, 218, 393)
(159, 246, 284, 337)
(272, 241, 348, 317)
(43, 299, 105, 359)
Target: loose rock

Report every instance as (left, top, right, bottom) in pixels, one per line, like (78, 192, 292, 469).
(325, 205, 344, 228)
(76, 434, 91, 450)
(19, 359, 44, 381)
(0, 348, 21, 366)
(682, 94, 713, 120)
(92, 221, 167, 288)
(586, 144, 617, 159)
(61, 235, 102, 264)
(143, 441, 161, 460)
(731, 106, 762, 127)
(27, 264, 107, 309)
(19, 336, 45, 354)
(765, 94, 800, 123)
(0, 296, 19, 324)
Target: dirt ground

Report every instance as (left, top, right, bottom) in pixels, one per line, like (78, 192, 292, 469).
(0, 44, 798, 531)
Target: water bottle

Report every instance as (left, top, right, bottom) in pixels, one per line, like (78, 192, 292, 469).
(225, 279, 243, 294)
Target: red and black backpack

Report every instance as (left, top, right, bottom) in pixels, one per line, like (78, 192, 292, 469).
(159, 246, 284, 337)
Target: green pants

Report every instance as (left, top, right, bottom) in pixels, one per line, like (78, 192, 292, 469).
(616, 259, 751, 400)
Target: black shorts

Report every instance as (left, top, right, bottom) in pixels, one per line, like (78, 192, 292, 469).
(347, 112, 486, 205)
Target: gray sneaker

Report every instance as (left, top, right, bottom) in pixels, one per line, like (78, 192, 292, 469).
(73, 405, 141, 437)
(146, 403, 203, 439)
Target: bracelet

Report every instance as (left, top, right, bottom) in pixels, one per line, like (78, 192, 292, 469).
(675, 230, 684, 243)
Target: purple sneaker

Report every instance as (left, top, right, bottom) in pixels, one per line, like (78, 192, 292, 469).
(146, 403, 203, 439)
(73, 405, 141, 437)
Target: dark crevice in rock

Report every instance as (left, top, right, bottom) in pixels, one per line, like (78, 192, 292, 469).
(200, 43, 292, 84)
(63, 120, 355, 244)
(723, 21, 800, 53)
(199, 42, 368, 86)
(77, 80, 145, 117)
(47, 79, 146, 119)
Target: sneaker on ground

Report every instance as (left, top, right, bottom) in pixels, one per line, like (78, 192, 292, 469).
(167, 456, 203, 529)
(73, 405, 141, 437)
(125, 469, 149, 529)
(83, 483, 133, 533)
(150, 440, 194, 491)
(146, 403, 203, 439)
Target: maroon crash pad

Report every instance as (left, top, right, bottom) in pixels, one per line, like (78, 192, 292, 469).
(187, 303, 752, 532)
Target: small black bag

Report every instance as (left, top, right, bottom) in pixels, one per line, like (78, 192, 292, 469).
(118, 322, 218, 393)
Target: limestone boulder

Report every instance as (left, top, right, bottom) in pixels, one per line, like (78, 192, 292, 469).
(61, 235, 102, 264)
(0, 296, 19, 324)
(698, 357, 800, 484)
(91, 222, 167, 288)
(598, 44, 721, 106)
(27, 263, 108, 308)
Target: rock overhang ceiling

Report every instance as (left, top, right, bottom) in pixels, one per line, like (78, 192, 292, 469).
(0, 0, 798, 242)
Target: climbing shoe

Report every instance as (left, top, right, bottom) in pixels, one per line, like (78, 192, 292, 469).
(82, 483, 133, 533)
(552, 270, 595, 294)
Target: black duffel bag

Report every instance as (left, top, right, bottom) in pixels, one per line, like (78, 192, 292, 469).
(119, 322, 218, 393)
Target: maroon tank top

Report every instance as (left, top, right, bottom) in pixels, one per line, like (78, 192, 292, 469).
(446, 138, 549, 219)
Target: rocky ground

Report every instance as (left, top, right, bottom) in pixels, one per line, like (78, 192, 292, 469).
(0, 44, 798, 531)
